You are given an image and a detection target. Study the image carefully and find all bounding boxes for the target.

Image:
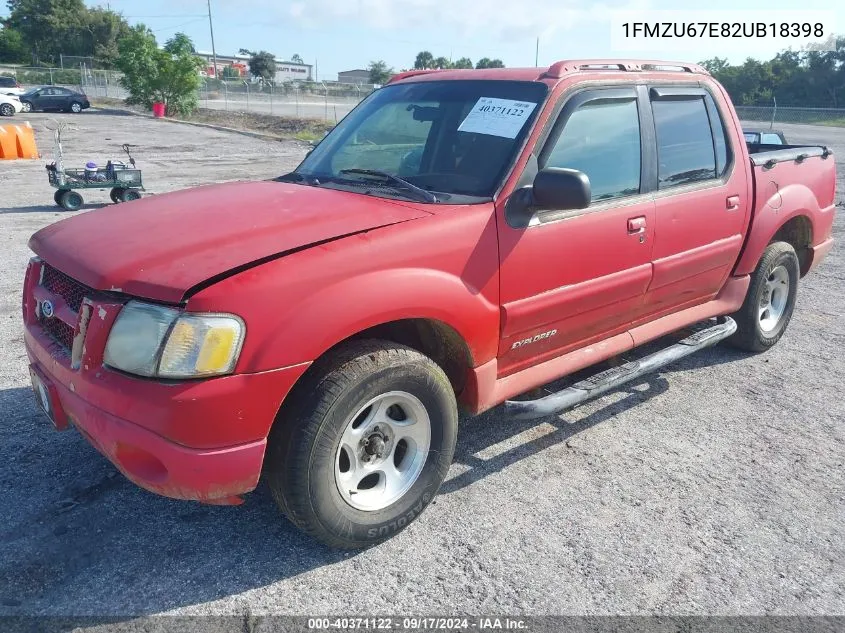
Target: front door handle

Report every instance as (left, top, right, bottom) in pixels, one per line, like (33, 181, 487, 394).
(726, 195, 740, 211)
(627, 216, 647, 233)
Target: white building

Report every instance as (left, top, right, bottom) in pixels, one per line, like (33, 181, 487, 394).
(195, 51, 313, 81)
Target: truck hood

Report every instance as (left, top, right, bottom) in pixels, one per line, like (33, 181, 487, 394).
(29, 181, 432, 303)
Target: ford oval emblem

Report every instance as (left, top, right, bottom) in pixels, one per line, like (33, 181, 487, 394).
(41, 299, 55, 319)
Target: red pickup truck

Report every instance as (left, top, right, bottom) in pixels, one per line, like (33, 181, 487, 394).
(22, 60, 836, 548)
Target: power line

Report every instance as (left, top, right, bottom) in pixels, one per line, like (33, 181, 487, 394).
(151, 18, 207, 33)
(125, 14, 207, 18)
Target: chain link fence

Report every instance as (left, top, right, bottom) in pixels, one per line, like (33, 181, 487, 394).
(1, 65, 375, 121)
(195, 79, 375, 122)
(735, 105, 845, 127)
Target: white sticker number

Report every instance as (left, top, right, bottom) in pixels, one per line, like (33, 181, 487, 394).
(457, 97, 537, 139)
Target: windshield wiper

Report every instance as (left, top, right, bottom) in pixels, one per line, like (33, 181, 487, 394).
(276, 171, 320, 185)
(339, 169, 438, 203)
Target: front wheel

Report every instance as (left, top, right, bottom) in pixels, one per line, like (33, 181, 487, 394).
(20, 101, 32, 113)
(0, 103, 14, 116)
(729, 241, 800, 352)
(265, 340, 458, 549)
(59, 190, 83, 211)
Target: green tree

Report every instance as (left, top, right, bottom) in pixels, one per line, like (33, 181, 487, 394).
(0, 26, 27, 63)
(414, 51, 434, 69)
(221, 65, 241, 79)
(476, 58, 504, 69)
(433, 56, 451, 69)
(4, 0, 129, 66)
(291, 53, 304, 64)
(164, 32, 195, 55)
(452, 57, 473, 69)
(83, 7, 132, 68)
(367, 59, 393, 84)
(248, 50, 276, 81)
(238, 48, 255, 56)
(116, 26, 203, 116)
(5, 0, 87, 62)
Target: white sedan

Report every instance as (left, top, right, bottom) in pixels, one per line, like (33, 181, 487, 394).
(0, 93, 24, 116)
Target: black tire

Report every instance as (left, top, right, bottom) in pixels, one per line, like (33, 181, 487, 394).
(110, 188, 125, 203)
(729, 241, 800, 353)
(0, 103, 13, 117)
(265, 340, 458, 549)
(121, 189, 141, 202)
(69, 101, 83, 114)
(59, 190, 83, 211)
(54, 190, 65, 206)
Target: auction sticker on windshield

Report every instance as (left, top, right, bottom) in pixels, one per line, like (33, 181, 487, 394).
(458, 97, 537, 138)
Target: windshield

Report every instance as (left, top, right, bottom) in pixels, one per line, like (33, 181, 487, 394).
(289, 80, 548, 202)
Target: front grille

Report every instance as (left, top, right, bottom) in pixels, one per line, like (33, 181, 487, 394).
(36, 263, 93, 356)
(41, 264, 90, 312)
(40, 316, 75, 352)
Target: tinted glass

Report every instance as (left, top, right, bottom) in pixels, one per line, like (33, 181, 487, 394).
(743, 132, 759, 143)
(295, 80, 548, 200)
(653, 98, 716, 188)
(544, 98, 641, 201)
(761, 133, 784, 145)
(0, 77, 15, 87)
(706, 95, 729, 176)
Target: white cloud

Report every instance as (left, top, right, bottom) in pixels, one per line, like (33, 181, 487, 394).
(284, 0, 653, 40)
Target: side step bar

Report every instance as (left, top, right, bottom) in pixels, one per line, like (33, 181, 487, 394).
(503, 317, 737, 420)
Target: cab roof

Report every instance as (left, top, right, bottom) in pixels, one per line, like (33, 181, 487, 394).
(388, 59, 710, 86)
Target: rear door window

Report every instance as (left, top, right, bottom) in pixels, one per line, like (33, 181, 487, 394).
(652, 98, 716, 189)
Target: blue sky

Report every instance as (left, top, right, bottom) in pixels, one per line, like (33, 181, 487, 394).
(5, 0, 843, 79)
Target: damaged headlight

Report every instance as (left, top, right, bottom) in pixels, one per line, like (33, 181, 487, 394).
(104, 301, 245, 378)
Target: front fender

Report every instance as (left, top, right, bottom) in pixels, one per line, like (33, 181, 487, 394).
(246, 267, 500, 372)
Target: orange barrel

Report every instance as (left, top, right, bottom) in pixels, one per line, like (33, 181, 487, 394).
(0, 122, 38, 159)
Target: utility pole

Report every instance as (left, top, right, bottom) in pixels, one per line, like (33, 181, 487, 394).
(535, 36, 539, 67)
(207, 0, 219, 79)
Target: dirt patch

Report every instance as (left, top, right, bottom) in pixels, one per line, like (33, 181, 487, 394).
(92, 97, 334, 141)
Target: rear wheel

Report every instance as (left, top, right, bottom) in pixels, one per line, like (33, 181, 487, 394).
(729, 241, 799, 352)
(21, 101, 32, 113)
(69, 101, 83, 114)
(53, 190, 65, 206)
(265, 340, 458, 549)
(109, 188, 124, 203)
(121, 189, 141, 202)
(59, 190, 83, 211)
(0, 103, 13, 116)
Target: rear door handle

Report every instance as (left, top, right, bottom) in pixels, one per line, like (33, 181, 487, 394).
(627, 216, 647, 233)
(726, 195, 740, 211)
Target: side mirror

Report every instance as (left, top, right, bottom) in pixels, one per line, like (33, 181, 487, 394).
(532, 167, 591, 211)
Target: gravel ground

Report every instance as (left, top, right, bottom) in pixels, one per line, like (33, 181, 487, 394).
(0, 112, 843, 619)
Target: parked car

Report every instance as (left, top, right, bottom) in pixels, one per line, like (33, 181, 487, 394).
(0, 93, 23, 116)
(0, 75, 24, 96)
(743, 128, 788, 145)
(22, 59, 836, 548)
(19, 86, 90, 113)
